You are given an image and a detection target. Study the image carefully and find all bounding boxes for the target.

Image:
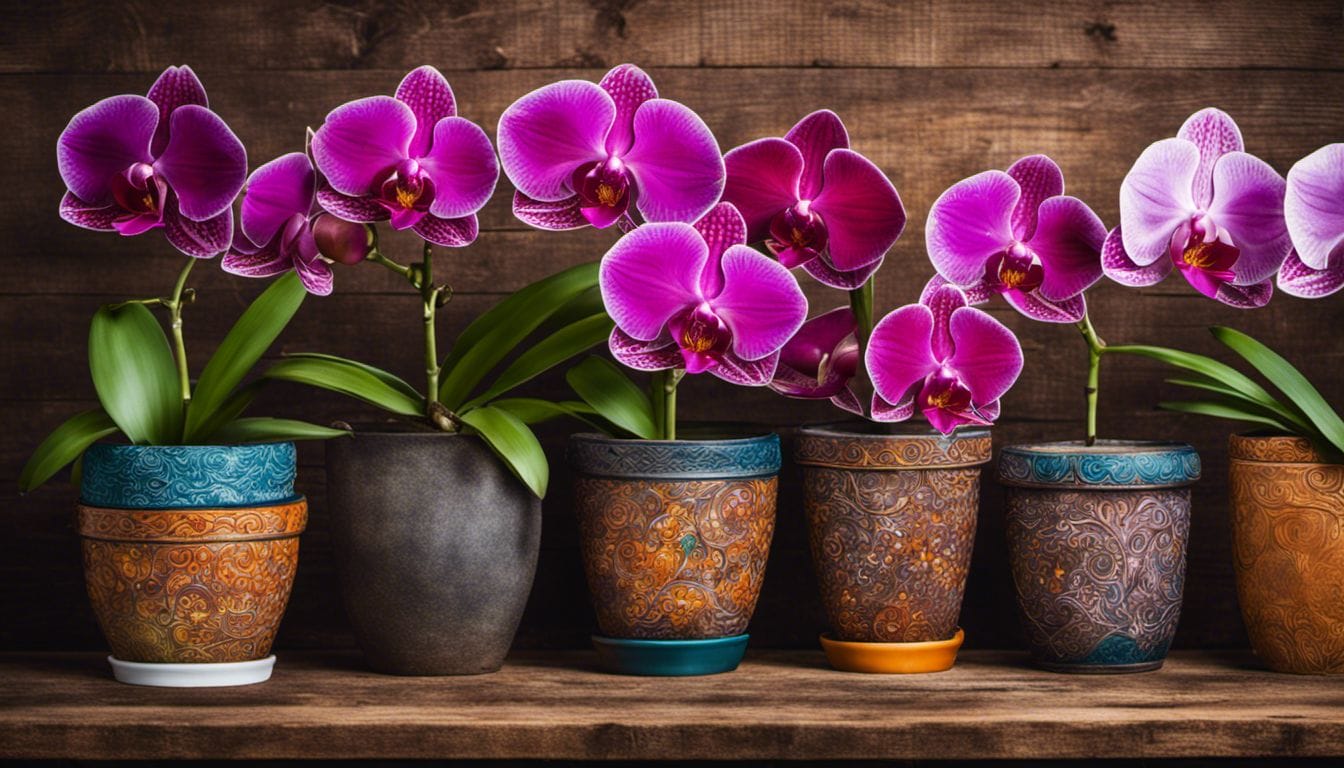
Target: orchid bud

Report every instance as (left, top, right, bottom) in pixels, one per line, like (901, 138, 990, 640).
(313, 215, 374, 265)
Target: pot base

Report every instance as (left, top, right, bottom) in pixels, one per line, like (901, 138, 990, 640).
(108, 655, 275, 687)
(591, 635, 748, 676)
(820, 628, 964, 674)
(1032, 659, 1164, 675)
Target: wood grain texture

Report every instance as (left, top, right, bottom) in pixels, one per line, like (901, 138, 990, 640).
(2, 651, 1343, 760)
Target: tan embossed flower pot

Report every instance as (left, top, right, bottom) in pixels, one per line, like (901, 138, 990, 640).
(1230, 434, 1344, 674)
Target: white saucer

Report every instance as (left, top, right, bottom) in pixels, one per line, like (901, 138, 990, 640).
(107, 655, 276, 687)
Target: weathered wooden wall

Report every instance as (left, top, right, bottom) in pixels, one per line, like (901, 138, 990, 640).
(3, 0, 1342, 653)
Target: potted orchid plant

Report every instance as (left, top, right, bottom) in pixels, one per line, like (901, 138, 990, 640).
(235, 67, 613, 676)
(20, 66, 348, 687)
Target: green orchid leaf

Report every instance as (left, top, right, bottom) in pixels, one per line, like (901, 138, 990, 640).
(565, 356, 657, 440)
(538, 284, 606, 336)
(185, 272, 307, 441)
(264, 357, 424, 417)
(1159, 399, 1299, 433)
(1164, 375, 1316, 438)
(89, 303, 183, 444)
(461, 313, 614, 410)
(458, 405, 549, 498)
(281, 352, 422, 402)
(210, 417, 350, 444)
(189, 381, 264, 443)
(19, 409, 120, 492)
(1114, 344, 1293, 423)
(492, 397, 625, 435)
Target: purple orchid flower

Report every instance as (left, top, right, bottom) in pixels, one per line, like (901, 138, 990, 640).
(310, 66, 498, 248)
(1278, 143, 1344, 298)
(767, 307, 863, 415)
(1101, 108, 1290, 308)
(926, 155, 1106, 323)
(601, 202, 807, 386)
(865, 282, 1023, 435)
(497, 64, 724, 231)
(57, 65, 246, 258)
(722, 110, 906, 289)
(222, 152, 372, 296)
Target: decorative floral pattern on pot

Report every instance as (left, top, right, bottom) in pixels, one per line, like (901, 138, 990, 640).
(1229, 434, 1344, 674)
(797, 427, 991, 643)
(80, 443, 298, 509)
(78, 499, 306, 663)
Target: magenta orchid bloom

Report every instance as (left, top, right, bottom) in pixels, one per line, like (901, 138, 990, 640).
(926, 155, 1106, 323)
(497, 64, 724, 231)
(601, 203, 807, 385)
(222, 153, 371, 296)
(57, 65, 246, 258)
(1278, 144, 1344, 298)
(722, 110, 906, 289)
(1102, 108, 1290, 308)
(310, 66, 498, 248)
(865, 283, 1023, 434)
(767, 307, 863, 415)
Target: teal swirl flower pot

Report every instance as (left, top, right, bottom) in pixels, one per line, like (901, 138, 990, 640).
(999, 441, 1201, 673)
(78, 443, 304, 688)
(569, 433, 780, 676)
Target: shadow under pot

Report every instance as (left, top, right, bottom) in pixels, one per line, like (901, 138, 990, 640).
(998, 441, 1201, 673)
(325, 430, 542, 675)
(568, 433, 780, 676)
(795, 425, 991, 674)
(1229, 433, 1344, 675)
(78, 442, 306, 687)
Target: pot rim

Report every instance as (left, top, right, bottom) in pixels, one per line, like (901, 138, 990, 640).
(77, 496, 309, 543)
(80, 442, 298, 509)
(998, 439, 1201, 489)
(795, 422, 992, 470)
(568, 431, 781, 480)
(1229, 432, 1337, 466)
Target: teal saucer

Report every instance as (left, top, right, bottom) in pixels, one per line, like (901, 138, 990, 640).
(591, 634, 749, 676)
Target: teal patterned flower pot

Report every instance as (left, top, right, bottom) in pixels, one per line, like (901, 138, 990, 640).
(998, 441, 1201, 673)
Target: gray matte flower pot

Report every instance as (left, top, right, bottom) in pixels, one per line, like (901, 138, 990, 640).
(325, 430, 542, 675)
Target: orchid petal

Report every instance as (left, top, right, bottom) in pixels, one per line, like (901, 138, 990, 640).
(921, 274, 994, 306)
(979, 400, 1002, 423)
(512, 190, 588, 230)
(693, 202, 748, 296)
(1006, 155, 1064, 241)
(315, 180, 388, 223)
(1207, 151, 1290, 285)
(241, 153, 315, 248)
(1102, 225, 1173, 287)
(293, 250, 335, 296)
(58, 191, 118, 231)
(419, 116, 499, 219)
(146, 65, 208, 156)
(154, 105, 247, 220)
(711, 245, 807, 361)
(769, 363, 833, 398)
(600, 222, 706, 341)
(922, 284, 968, 361)
(1213, 279, 1274, 308)
(947, 307, 1023, 405)
(866, 305, 939, 406)
(830, 388, 864, 416)
(1119, 138, 1200, 266)
(222, 239, 290, 278)
(312, 96, 415, 197)
(609, 328, 681, 371)
(162, 201, 232, 258)
(57, 94, 157, 206)
(1284, 143, 1344, 271)
(395, 66, 457, 158)
(722, 137, 803, 241)
(1278, 248, 1344, 298)
(1178, 108, 1243, 209)
(801, 251, 883, 290)
(1002, 288, 1086, 323)
(778, 306, 856, 375)
(1031, 195, 1106, 301)
(599, 64, 658, 156)
(413, 213, 479, 248)
(925, 170, 1018, 286)
(810, 149, 906, 271)
(785, 109, 849, 200)
(624, 99, 724, 223)
(870, 388, 917, 423)
(497, 79, 613, 201)
(924, 405, 986, 435)
(709, 351, 778, 386)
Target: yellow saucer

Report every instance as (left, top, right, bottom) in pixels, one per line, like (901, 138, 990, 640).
(820, 628, 965, 673)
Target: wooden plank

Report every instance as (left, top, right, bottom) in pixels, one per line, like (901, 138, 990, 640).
(3, 0, 1341, 73)
(1, 650, 1342, 760)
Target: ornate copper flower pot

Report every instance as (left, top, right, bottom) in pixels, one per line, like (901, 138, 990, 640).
(999, 441, 1200, 673)
(1229, 433, 1344, 675)
(796, 426, 991, 654)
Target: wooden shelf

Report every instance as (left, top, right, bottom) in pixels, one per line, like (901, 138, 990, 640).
(2, 650, 1341, 761)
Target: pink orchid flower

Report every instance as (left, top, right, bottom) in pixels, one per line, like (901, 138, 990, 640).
(767, 307, 863, 415)
(1278, 143, 1344, 298)
(223, 152, 371, 296)
(57, 65, 246, 258)
(1102, 108, 1290, 308)
(926, 155, 1106, 323)
(866, 282, 1024, 434)
(311, 66, 499, 247)
(601, 203, 808, 386)
(722, 110, 906, 289)
(497, 64, 724, 231)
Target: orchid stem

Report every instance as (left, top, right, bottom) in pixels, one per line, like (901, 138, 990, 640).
(1077, 312, 1107, 447)
(166, 257, 196, 404)
(651, 369, 683, 441)
(849, 279, 875, 347)
(420, 242, 442, 416)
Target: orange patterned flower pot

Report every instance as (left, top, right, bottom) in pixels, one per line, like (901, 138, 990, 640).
(1229, 433, 1344, 675)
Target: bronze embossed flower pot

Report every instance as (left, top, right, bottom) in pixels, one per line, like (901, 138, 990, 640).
(569, 433, 779, 676)
(796, 425, 990, 673)
(77, 443, 305, 687)
(1230, 433, 1344, 674)
(999, 441, 1201, 673)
